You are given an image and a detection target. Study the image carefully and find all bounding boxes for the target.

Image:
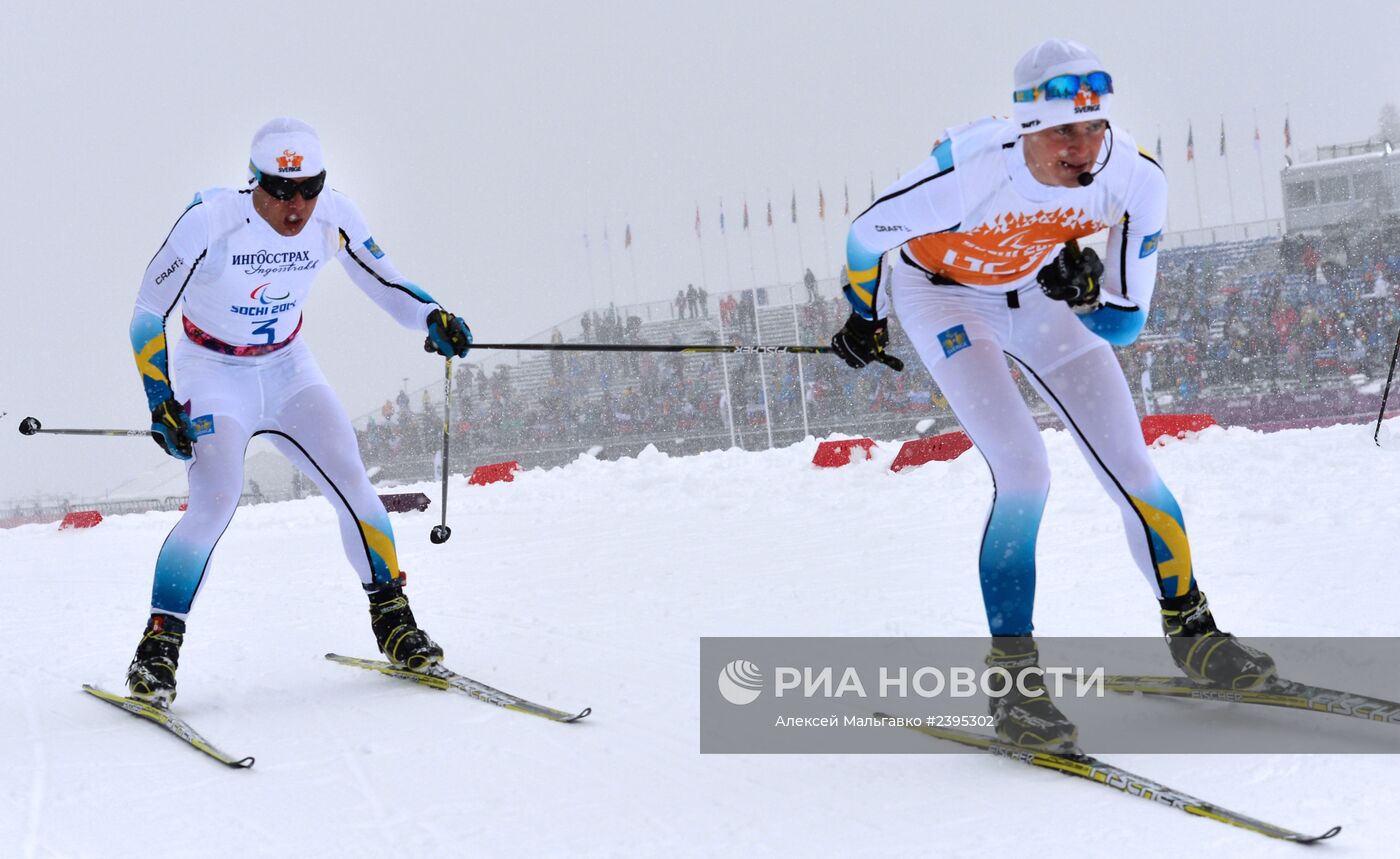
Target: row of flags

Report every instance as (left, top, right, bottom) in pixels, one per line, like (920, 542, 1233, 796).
(592, 115, 1299, 250)
(692, 183, 866, 237)
(1169, 115, 1293, 163)
(588, 180, 883, 251)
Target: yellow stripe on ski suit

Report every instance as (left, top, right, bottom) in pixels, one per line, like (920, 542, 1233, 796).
(1129, 495, 1192, 597)
(359, 519, 401, 580)
(135, 333, 170, 385)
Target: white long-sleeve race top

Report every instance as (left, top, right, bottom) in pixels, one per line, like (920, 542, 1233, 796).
(130, 187, 443, 406)
(843, 117, 1167, 346)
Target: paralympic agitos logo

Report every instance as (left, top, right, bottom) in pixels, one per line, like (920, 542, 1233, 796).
(250, 283, 291, 304)
(230, 281, 296, 317)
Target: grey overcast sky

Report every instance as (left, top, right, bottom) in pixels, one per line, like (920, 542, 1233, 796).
(2, 0, 1395, 501)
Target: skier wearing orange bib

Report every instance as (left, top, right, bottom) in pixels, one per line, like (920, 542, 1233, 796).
(830, 39, 1276, 750)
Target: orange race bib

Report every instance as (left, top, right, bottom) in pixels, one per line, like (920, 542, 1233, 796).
(906, 207, 1105, 287)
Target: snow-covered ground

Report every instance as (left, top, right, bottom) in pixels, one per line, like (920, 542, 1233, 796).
(4, 422, 1400, 857)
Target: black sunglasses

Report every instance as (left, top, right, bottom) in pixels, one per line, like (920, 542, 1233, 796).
(257, 170, 326, 201)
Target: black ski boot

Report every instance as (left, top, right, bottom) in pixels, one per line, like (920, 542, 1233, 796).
(1161, 588, 1277, 691)
(367, 580, 443, 671)
(126, 613, 185, 708)
(986, 636, 1079, 753)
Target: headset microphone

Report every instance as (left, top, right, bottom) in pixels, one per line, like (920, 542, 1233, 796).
(1075, 125, 1114, 187)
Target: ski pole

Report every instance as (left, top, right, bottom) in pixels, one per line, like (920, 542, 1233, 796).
(17, 416, 153, 439)
(430, 357, 453, 544)
(457, 342, 832, 355)
(1374, 325, 1400, 447)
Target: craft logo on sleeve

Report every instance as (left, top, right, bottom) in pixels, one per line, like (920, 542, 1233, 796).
(154, 257, 184, 285)
(276, 149, 305, 173)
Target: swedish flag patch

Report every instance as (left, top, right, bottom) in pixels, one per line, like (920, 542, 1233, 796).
(938, 324, 971, 358)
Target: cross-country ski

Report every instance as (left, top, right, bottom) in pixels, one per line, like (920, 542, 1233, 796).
(325, 653, 590, 723)
(81, 685, 254, 769)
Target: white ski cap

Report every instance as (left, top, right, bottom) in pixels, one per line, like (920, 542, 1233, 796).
(248, 117, 324, 180)
(1012, 39, 1112, 133)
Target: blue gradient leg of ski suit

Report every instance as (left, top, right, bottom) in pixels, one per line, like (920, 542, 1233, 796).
(928, 340, 1051, 635)
(150, 415, 252, 617)
(891, 272, 1049, 635)
(1013, 345, 1194, 600)
(890, 257, 1196, 636)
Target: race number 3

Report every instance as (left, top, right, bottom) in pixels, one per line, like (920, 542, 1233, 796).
(251, 318, 278, 345)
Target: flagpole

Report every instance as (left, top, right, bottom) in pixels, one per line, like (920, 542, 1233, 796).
(818, 185, 833, 277)
(733, 197, 756, 450)
(717, 309, 738, 449)
(767, 191, 782, 287)
(1192, 161, 1205, 228)
(1221, 117, 1238, 225)
(583, 192, 599, 317)
(695, 203, 709, 293)
(1253, 109, 1271, 220)
(627, 236, 639, 311)
(719, 198, 736, 292)
(603, 224, 617, 309)
(1155, 126, 1170, 233)
(1223, 157, 1237, 224)
(1188, 122, 1204, 229)
(1284, 103, 1293, 161)
(583, 231, 597, 316)
(753, 288, 774, 450)
(790, 292, 811, 439)
(791, 188, 806, 289)
(760, 195, 782, 450)
(743, 198, 759, 290)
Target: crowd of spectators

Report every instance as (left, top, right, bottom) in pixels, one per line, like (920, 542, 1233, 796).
(1127, 232, 1400, 407)
(355, 231, 1400, 476)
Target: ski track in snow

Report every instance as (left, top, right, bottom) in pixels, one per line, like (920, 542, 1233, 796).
(21, 686, 45, 859)
(4, 423, 1400, 856)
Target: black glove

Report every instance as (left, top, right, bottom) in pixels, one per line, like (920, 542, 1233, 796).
(423, 309, 473, 357)
(1037, 244, 1103, 312)
(831, 312, 904, 371)
(150, 397, 196, 460)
